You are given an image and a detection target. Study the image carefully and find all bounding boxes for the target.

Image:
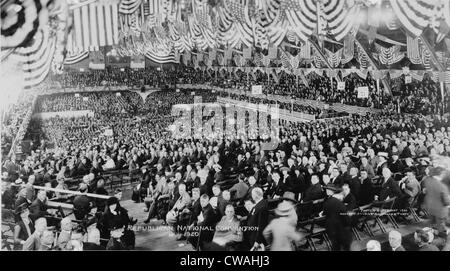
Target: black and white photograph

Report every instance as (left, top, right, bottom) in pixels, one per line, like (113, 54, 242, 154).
(1, 0, 450, 256)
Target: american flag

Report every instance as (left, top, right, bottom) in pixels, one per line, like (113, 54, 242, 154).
(69, 2, 119, 52)
(119, 0, 142, 14)
(143, 0, 150, 15)
(279, 49, 292, 69)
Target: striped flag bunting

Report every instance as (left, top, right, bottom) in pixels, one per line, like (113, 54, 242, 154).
(10, 27, 56, 89)
(325, 48, 343, 68)
(299, 40, 311, 59)
(375, 44, 405, 66)
(389, 0, 444, 37)
(118, 0, 142, 14)
(70, 1, 119, 52)
(143, 0, 150, 16)
(64, 51, 90, 65)
(145, 50, 179, 64)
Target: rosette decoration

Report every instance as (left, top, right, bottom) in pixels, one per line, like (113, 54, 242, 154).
(1, 0, 71, 88)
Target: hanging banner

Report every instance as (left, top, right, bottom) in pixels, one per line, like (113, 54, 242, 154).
(357, 86, 369, 98)
(251, 85, 263, 95)
(337, 82, 346, 90)
(405, 75, 412, 84)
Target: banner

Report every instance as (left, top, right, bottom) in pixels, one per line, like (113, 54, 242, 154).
(357, 86, 369, 98)
(337, 82, 346, 90)
(104, 129, 114, 137)
(405, 75, 412, 84)
(251, 85, 263, 95)
(130, 55, 145, 69)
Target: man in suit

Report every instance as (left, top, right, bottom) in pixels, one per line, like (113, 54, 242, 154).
(188, 194, 217, 249)
(166, 183, 191, 228)
(389, 230, 405, 251)
(322, 184, 352, 251)
(360, 156, 375, 179)
(423, 167, 450, 236)
(247, 188, 269, 250)
(358, 169, 374, 206)
(375, 152, 389, 176)
(302, 175, 324, 202)
(329, 168, 344, 187)
(376, 168, 403, 202)
(265, 171, 286, 199)
(346, 167, 361, 203)
(229, 174, 249, 201)
(23, 217, 47, 251)
(389, 151, 404, 173)
(342, 184, 357, 211)
(29, 190, 49, 222)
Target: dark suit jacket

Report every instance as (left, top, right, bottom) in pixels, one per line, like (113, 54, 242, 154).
(418, 243, 439, 251)
(343, 193, 357, 211)
(83, 242, 104, 250)
(303, 183, 324, 202)
(247, 199, 269, 246)
(323, 197, 351, 237)
(379, 177, 402, 201)
(346, 177, 361, 202)
(29, 199, 48, 222)
(330, 175, 344, 187)
(359, 178, 374, 206)
(198, 204, 217, 244)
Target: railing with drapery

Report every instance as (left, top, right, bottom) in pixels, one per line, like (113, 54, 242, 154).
(216, 97, 317, 123)
(177, 84, 382, 116)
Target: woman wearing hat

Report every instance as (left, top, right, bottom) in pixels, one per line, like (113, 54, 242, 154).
(262, 200, 302, 251)
(13, 203, 34, 250)
(99, 197, 135, 249)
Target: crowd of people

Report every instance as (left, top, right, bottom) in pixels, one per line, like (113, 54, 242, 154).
(47, 66, 449, 115)
(2, 96, 450, 250)
(1, 65, 450, 251)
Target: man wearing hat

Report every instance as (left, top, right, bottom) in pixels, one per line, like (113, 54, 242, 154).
(322, 184, 352, 251)
(262, 200, 303, 251)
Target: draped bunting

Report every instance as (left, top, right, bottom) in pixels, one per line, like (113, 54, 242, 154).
(375, 44, 405, 65)
(11, 27, 56, 88)
(389, 0, 449, 37)
(64, 51, 90, 65)
(111, 0, 448, 69)
(2, 0, 71, 88)
(355, 42, 369, 69)
(325, 48, 343, 68)
(119, 0, 142, 14)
